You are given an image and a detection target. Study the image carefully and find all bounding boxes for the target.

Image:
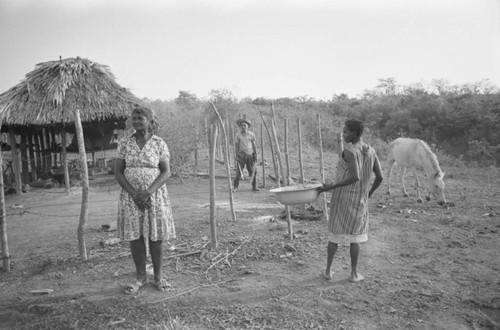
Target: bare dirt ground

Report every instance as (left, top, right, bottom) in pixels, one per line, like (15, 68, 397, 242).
(0, 152, 499, 330)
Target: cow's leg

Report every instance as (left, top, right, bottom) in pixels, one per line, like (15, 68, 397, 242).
(400, 166, 409, 197)
(411, 167, 423, 203)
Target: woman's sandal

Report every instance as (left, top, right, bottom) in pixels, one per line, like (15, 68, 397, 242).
(154, 278, 174, 292)
(124, 279, 147, 294)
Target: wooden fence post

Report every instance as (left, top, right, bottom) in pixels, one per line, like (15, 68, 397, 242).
(317, 114, 329, 222)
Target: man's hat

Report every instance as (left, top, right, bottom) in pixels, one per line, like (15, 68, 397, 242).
(236, 118, 251, 127)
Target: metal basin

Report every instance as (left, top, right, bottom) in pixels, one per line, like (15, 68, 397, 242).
(270, 183, 322, 205)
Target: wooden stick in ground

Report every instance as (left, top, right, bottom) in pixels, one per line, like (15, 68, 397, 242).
(336, 132, 344, 157)
(260, 122, 266, 188)
(207, 121, 218, 247)
(193, 124, 199, 175)
(297, 118, 304, 184)
(317, 114, 329, 222)
(210, 101, 236, 223)
(261, 114, 279, 186)
(0, 138, 11, 272)
(74, 108, 89, 260)
(283, 118, 293, 240)
(270, 104, 285, 187)
(284, 118, 291, 186)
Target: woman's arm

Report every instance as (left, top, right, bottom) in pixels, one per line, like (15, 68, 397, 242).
(319, 150, 359, 193)
(368, 155, 383, 198)
(115, 158, 137, 196)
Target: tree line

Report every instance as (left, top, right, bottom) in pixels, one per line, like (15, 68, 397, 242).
(143, 78, 500, 176)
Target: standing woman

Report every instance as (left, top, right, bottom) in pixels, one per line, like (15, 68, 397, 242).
(115, 106, 176, 294)
(318, 119, 383, 282)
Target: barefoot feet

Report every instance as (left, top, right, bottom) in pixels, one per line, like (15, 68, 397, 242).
(348, 273, 364, 282)
(322, 270, 335, 280)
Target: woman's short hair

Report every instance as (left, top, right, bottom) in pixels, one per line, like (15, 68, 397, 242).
(345, 119, 365, 137)
(131, 106, 158, 133)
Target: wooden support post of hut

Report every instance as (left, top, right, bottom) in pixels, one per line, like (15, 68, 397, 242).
(317, 114, 329, 221)
(61, 125, 70, 191)
(8, 128, 22, 195)
(44, 128, 52, 171)
(35, 131, 42, 177)
(19, 133, 29, 185)
(27, 131, 37, 181)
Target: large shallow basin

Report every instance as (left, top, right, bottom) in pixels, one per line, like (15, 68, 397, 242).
(270, 183, 323, 205)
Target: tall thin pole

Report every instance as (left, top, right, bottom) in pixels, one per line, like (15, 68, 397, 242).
(317, 114, 328, 222)
(74, 109, 89, 260)
(0, 139, 11, 271)
(210, 102, 236, 223)
(208, 122, 218, 247)
(284, 118, 293, 240)
(297, 118, 304, 184)
(27, 132, 37, 181)
(260, 122, 266, 188)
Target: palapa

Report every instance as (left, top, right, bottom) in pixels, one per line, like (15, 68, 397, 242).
(0, 57, 143, 264)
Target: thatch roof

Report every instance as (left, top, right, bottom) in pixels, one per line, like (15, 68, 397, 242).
(0, 57, 142, 126)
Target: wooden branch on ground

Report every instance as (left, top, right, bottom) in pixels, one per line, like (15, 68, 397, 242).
(205, 241, 245, 278)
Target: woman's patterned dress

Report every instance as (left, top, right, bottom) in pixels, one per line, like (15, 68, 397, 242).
(328, 143, 377, 244)
(116, 135, 176, 242)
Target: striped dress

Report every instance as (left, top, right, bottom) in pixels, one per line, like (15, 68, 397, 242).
(328, 143, 377, 244)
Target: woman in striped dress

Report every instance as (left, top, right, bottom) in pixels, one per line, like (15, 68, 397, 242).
(318, 119, 383, 282)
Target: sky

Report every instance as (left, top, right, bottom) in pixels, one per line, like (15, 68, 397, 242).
(0, 0, 499, 101)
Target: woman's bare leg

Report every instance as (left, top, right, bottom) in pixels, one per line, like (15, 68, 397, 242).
(130, 237, 147, 282)
(349, 243, 364, 282)
(324, 241, 338, 279)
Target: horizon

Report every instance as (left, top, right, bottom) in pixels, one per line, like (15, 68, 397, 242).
(1, 0, 499, 101)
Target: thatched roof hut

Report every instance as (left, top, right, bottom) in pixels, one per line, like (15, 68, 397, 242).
(0, 57, 143, 264)
(0, 56, 141, 126)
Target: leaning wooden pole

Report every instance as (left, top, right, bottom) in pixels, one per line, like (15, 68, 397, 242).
(317, 114, 328, 222)
(284, 118, 293, 240)
(0, 140, 11, 272)
(261, 114, 279, 186)
(8, 128, 22, 195)
(210, 101, 236, 223)
(74, 109, 89, 260)
(297, 118, 304, 184)
(260, 122, 266, 188)
(208, 122, 218, 247)
(270, 104, 285, 187)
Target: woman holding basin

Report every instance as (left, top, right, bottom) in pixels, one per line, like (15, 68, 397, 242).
(317, 119, 383, 282)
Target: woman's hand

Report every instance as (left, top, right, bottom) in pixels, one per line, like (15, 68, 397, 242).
(133, 190, 152, 203)
(133, 190, 152, 211)
(317, 184, 330, 194)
